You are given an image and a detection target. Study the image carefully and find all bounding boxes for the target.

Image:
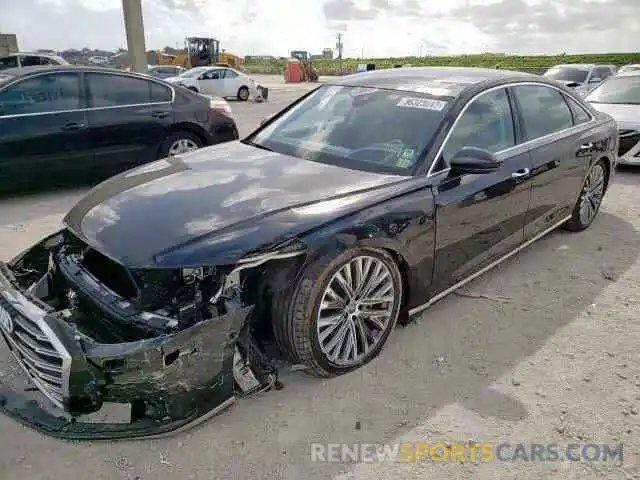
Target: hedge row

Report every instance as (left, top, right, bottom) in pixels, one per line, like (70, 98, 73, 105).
(242, 52, 640, 76)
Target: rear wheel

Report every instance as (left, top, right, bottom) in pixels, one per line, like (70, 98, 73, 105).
(237, 86, 250, 101)
(564, 159, 607, 231)
(272, 248, 403, 377)
(158, 131, 202, 159)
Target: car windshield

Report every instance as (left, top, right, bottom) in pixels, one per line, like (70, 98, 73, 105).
(586, 76, 640, 104)
(179, 67, 207, 78)
(245, 84, 452, 175)
(544, 66, 589, 83)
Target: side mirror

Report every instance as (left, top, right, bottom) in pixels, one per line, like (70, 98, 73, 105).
(449, 146, 501, 174)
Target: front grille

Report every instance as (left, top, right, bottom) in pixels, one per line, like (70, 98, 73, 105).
(0, 295, 66, 408)
(618, 129, 640, 157)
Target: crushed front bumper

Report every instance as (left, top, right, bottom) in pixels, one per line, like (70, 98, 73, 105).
(0, 255, 270, 440)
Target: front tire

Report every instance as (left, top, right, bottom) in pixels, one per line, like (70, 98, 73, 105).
(237, 86, 250, 101)
(273, 248, 403, 377)
(564, 159, 607, 232)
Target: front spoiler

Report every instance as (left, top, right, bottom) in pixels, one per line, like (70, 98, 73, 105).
(0, 386, 235, 441)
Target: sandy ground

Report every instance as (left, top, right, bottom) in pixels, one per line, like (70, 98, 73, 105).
(0, 87, 639, 480)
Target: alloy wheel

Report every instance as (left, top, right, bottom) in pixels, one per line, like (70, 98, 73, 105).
(168, 138, 200, 155)
(578, 162, 606, 226)
(316, 255, 397, 366)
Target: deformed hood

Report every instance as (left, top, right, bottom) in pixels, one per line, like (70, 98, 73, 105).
(63, 141, 410, 267)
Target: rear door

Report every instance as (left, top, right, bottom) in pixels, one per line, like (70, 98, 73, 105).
(85, 72, 174, 171)
(510, 84, 595, 240)
(221, 68, 241, 97)
(429, 86, 534, 293)
(0, 71, 90, 187)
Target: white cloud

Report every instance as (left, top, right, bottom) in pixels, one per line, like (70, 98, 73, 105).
(2, 0, 638, 56)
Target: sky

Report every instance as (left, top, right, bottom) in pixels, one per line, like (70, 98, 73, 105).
(1, 0, 639, 58)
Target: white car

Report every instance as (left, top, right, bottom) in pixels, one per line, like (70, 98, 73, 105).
(165, 66, 258, 101)
(617, 64, 640, 75)
(586, 72, 640, 165)
(543, 63, 616, 96)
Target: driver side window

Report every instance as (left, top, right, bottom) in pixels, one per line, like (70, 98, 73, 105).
(202, 70, 220, 80)
(440, 88, 515, 166)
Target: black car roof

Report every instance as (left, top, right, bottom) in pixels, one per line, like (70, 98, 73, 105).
(329, 66, 542, 97)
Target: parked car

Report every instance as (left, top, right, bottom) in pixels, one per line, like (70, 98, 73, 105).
(0, 67, 617, 440)
(148, 64, 186, 79)
(0, 65, 238, 191)
(617, 64, 640, 75)
(0, 52, 69, 70)
(543, 63, 616, 96)
(165, 65, 258, 101)
(586, 72, 640, 165)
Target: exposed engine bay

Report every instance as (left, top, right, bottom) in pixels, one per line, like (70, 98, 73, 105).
(0, 229, 305, 440)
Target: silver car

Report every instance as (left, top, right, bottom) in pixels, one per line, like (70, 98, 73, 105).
(543, 63, 616, 96)
(587, 72, 640, 165)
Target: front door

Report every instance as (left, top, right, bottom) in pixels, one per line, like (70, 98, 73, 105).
(0, 71, 91, 189)
(85, 72, 174, 171)
(198, 68, 223, 96)
(429, 87, 533, 294)
(510, 85, 595, 240)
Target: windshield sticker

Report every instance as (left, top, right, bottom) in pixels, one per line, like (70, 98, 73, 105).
(394, 147, 416, 168)
(396, 97, 447, 111)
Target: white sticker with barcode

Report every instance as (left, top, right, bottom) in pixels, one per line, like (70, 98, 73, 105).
(396, 97, 447, 111)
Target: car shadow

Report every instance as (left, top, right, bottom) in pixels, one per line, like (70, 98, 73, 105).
(116, 210, 636, 479)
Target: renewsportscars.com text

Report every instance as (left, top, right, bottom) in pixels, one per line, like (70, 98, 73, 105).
(311, 442, 624, 464)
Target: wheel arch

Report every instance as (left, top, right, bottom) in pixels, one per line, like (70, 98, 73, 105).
(164, 122, 210, 146)
(596, 155, 612, 193)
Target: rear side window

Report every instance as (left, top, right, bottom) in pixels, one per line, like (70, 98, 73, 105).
(0, 72, 81, 116)
(87, 73, 169, 107)
(223, 69, 238, 78)
(565, 95, 591, 125)
(513, 85, 573, 140)
(151, 82, 172, 102)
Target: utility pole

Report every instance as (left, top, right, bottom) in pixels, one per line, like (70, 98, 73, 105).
(336, 33, 343, 76)
(121, 0, 147, 73)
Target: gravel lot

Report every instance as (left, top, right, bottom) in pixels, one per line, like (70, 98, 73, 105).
(0, 81, 639, 480)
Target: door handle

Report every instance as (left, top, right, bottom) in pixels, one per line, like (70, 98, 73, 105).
(579, 142, 593, 151)
(152, 111, 170, 119)
(511, 168, 530, 179)
(61, 122, 86, 131)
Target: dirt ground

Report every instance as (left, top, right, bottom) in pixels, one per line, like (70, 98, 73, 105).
(0, 87, 638, 479)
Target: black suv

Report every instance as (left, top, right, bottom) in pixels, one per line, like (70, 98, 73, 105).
(0, 66, 239, 191)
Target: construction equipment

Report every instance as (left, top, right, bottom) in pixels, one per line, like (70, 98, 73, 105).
(156, 37, 242, 69)
(290, 50, 319, 82)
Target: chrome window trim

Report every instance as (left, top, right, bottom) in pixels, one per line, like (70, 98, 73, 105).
(0, 69, 175, 119)
(426, 81, 597, 178)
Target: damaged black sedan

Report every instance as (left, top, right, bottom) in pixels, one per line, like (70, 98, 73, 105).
(0, 67, 617, 440)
